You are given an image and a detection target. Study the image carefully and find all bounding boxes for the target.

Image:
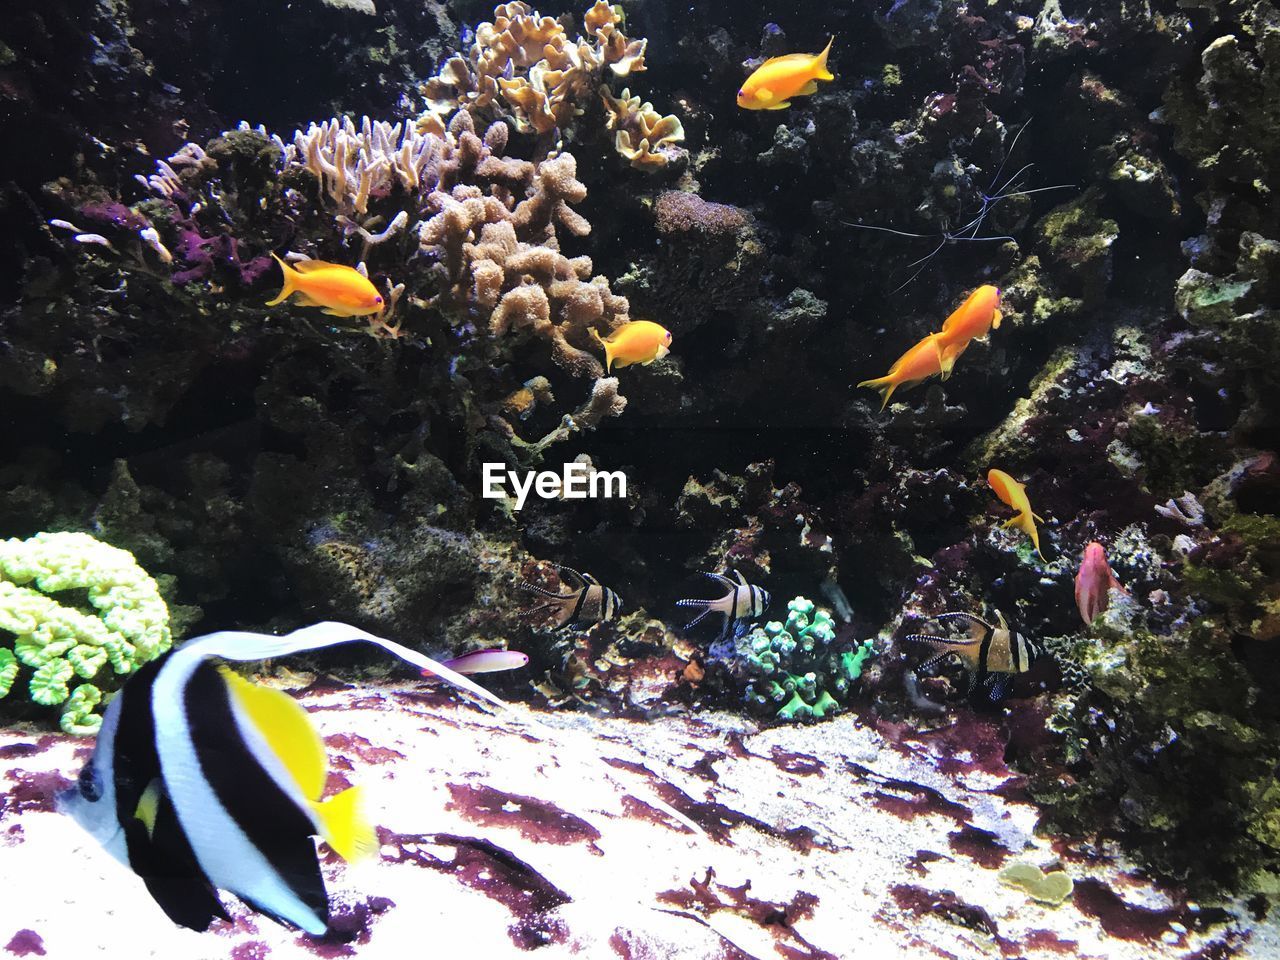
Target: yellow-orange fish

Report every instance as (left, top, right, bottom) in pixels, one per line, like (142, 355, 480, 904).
(988, 468, 1046, 560)
(591, 321, 672, 373)
(736, 37, 835, 111)
(266, 254, 384, 318)
(935, 285, 1002, 379)
(856, 332, 949, 410)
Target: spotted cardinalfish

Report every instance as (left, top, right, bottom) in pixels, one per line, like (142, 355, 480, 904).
(737, 37, 835, 110)
(905, 610, 1044, 702)
(676, 570, 770, 640)
(266, 254, 384, 318)
(521, 565, 622, 627)
(988, 468, 1046, 560)
(59, 622, 513, 934)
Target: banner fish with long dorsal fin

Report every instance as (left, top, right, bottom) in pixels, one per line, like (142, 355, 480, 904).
(57, 622, 516, 935)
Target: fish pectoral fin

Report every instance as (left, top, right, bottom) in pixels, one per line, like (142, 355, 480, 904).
(291, 293, 322, 308)
(134, 778, 164, 839)
(312, 785, 375, 862)
(1001, 517, 1020, 530)
(798, 79, 819, 95)
(766, 100, 792, 110)
(1032, 512, 1046, 523)
(756, 87, 773, 102)
(992, 308, 1003, 329)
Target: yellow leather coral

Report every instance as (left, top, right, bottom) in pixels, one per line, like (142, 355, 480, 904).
(602, 88, 686, 170)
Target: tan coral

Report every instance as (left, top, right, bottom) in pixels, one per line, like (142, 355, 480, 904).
(418, 2, 655, 141)
(601, 88, 686, 171)
(416, 112, 628, 377)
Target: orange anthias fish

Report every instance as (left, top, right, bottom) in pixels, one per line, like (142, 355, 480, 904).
(935, 285, 1002, 379)
(266, 254, 385, 318)
(856, 332, 949, 410)
(988, 468, 1046, 560)
(591, 320, 673, 373)
(1075, 541, 1127, 624)
(736, 37, 835, 111)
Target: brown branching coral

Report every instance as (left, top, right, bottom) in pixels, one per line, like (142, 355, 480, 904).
(419, 2, 679, 170)
(417, 112, 629, 376)
(601, 88, 687, 171)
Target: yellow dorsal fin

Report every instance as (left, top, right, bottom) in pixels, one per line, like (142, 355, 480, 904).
(218, 665, 326, 799)
(135, 778, 163, 839)
(813, 36, 835, 81)
(291, 258, 337, 273)
(311, 785, 376, 862)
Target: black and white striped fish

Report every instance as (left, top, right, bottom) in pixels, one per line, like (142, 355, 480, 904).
(520, 564, 622, 627)
(676, 570, 770, 640)
(57, 622, 513, 935)
(904, 610, 1043, 702)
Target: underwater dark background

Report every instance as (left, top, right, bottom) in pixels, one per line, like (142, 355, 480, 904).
(2, 0, 1280, 899)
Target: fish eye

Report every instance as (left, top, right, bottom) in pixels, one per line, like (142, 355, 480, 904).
(374, 296, 383, 304)
(78, 765, 102, 803)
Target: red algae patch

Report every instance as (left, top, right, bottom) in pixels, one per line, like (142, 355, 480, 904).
(445, 782, 604, 852)
(3, 931, 45, 957)
(1072, 878, 1189, 943)
(947, 824, 1010, 868)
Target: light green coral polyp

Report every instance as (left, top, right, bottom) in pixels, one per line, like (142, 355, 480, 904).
(0, 532, 172, 734)
(740, 596, 875, 722)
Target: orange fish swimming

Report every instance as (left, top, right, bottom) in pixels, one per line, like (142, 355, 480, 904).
(591, 320, 672, 373)
(1074, 541, 1127, 624)
(737, 37, 835, 111)
(988, 469, 1046, 560)
(856, 332, 950, 410)
(266, 254, 385, 318)
(936, 285, 1002, 378)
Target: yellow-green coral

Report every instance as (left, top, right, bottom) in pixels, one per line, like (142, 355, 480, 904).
(0, 532, 172, 735)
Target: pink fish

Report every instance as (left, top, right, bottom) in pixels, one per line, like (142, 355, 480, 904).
(1074, 542, 1127, 625)
(422, 649, 530, 677)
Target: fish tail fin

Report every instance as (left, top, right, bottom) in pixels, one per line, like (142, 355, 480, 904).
(590, 327, 614, 373)
(675, 599, 714, 630)
(856, 375, 897, 411)
(814, 36, 835, 80)
(312, 785, 375, 862)
(265, 253, 295, 307)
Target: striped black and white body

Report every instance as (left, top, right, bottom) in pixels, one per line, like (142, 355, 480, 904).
(520, 565, 622, 628)
(676, 570, 770, 640)
(903, 610, 1043, 702)
(58, 622, 519, 934)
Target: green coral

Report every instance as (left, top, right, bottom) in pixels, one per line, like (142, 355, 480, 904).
(739, 596, 874, 722)
(0, 531, 172, 734)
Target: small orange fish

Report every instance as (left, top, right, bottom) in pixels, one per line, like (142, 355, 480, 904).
(737, 37, 835, 111)
(935, 285, 1002, 379)
(856, 332, 949, 410)
(266, 254, 384, 318)
(988, 469, 1046, 560)
(1074, 542, 1127, 624)
(590, 320, 672, 373)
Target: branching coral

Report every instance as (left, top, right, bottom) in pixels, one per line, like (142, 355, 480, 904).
(419, 2, 647, 136)
(419, 3, 682, 170)
(734, 597, 874, 721)
(0, 532, 172, 734)
(418, 113, 629, 376)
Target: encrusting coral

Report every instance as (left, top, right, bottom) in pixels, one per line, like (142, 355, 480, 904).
(732, 596, 874, 721)
(0, 532, 171, 735)
(419, 2, 683, 170)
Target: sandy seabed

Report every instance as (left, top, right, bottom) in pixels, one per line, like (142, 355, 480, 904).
(2, 679, 1275, 959)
